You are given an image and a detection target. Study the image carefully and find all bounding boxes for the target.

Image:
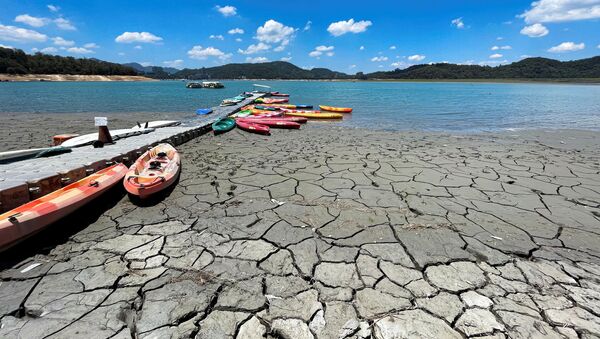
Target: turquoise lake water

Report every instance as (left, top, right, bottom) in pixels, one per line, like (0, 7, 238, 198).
(1, 80, 599, 132)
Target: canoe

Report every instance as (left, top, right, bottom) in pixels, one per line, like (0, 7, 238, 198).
(212, 118, 236, 134)
(270, 92, 290, 97)
(253, 105, 279, 111)
(231, 111, 252, 118)
(123, 143, 181, 199)
(319, 105, 353, 113)
(262, 104, 313, 109)
(241, 116, 308, 124)
(236, 120, 270, 135)
(281, 109, 322, 114)
(255, 98, 289, 104)
(237, 118, 300, 129)
(196, 108, 213, 115)
(251, 109, 284, 115)
(61, 128, 155, 148)
(0, 163, 128, 252)
(132, 120, 180, 129)
(0, 146, 71, 163)
(284, 111, 343, 119)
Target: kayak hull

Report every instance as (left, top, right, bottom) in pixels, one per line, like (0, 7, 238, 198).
(0, 164, 128, 252)
(319, 105, 353, 113)
(124, 144, 181, 199)
(237, 118, 300, 129)
(212, 118, 236, 134)
(284, 111, 343, 119)
(236, 120, 270, 135)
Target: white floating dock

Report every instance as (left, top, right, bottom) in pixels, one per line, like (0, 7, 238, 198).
(0, 93, 264, 212)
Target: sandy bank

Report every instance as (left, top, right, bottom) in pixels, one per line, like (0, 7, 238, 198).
(0, 74, 155, 82)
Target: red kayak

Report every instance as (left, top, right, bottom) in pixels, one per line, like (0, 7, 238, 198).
(236, 120, 270, 135)
(241, 116, 308, 124)
(238, 118, 300, 129)
(124, 143, 181, 199)
(270, 92, 290, 97)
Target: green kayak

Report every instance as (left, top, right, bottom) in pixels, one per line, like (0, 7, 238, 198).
(212, 117, 235, 134)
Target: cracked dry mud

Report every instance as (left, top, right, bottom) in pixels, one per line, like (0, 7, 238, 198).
(2, 125, 600, 338)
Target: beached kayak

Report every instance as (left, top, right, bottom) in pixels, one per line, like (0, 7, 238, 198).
(212, 118, 236, 134)
(237, 118, 300, 129)
(281, 109, 322, 114)
(124, 143, 181, 199)
(241, 116, 308, 124)
(262, 104, 313, 109)
(236, 120, 270, 135)
(196, 108, 213, 115)
(251, 109, 284, 115)
(270, 92, 290, 97)
(255, 98, 289, 104)
(0, 163, 128, 252)
(284, 111, 343, 119)
(319, 105, 353, 113)
(0, 146, 71, 163)
(132, 120, 180, 129)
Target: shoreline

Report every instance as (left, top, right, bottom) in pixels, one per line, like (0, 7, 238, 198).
(0, 74, 155, 82)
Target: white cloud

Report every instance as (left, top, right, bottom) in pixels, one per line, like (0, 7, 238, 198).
(238, 42, 270, 54)
(327, 19, 372, 36)
(304, 21, 312, 31)
(359, 45, 365, 50)
(520, 23, 549, 37)
(52, 36, 74, 46)
(391, 61, 409, 68)
(216, 5, 237, 17)
(188, 45, 232, 60)
(281, 56, 292, 61)
(520, 0, 600, 23)
(163, 59, 184, 68)
(15, 14, 48, 27)
(67, 47, 94, 54)
(0, 44, 14, 49)
(209, 34, 224, 40)
(371, 56, 388, 62)
(134, 45, 142, 50)
(228, 28, 244, 34)
(548, 41, 585, 52)
(451, 17, 465, 29)
(84, 42, 99, 49)
(246, 56, 268, 63)
(115, 32, 163, 43)
(256, 19, 296, 49)
(497, 36, 504, 40)
(598, 44, 600, 49)
(349, 64, 356, 69)
(0, 24, 47, 42)
(235, 38, 242, 42)
(489, 53, 503, 59)
(54, 18, 75, 30)
(309, 45, 335, 58)
(47, 5, 60, 12)
(491, 45, 512, 50)
(40, 46, 57, 53)
(408, 54, 426, 61)
(389, 45, 397, 50)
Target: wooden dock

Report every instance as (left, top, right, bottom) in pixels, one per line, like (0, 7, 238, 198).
(0, 93, 264, 213)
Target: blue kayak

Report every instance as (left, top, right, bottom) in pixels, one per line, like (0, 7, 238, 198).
(196, 108, 213, 115)
(295, 104, 313, 109)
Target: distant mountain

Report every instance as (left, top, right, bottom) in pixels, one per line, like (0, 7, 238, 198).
(0, 47, 137, 76)
(172, 61, 349, 80)
(366, 56, 600, 79)
(123, 62, 179, 75)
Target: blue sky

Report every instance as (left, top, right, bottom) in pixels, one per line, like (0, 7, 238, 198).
(1, 0, 599, 72)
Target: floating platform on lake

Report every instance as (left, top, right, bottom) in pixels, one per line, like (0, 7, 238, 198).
(0, 93, 264, 213)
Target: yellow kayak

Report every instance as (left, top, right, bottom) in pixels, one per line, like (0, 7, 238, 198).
(284, 111, 343, 119)
(319, 105, 353, 113)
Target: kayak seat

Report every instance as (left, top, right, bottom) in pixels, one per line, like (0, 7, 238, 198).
(149, 161, 162, 170)
(157, 151, 167, 158)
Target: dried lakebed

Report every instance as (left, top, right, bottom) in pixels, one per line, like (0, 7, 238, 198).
(1, 125, 600, 338)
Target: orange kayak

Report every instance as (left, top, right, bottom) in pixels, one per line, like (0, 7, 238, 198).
(284, 111, 343, 119)
(319, 105, 353, 113)
(0, 163, 128, 252)
(124, 143, 181, 199)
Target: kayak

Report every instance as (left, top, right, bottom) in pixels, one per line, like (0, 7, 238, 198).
(270, 92, 290, 97)
(61, 128, 155, 148)
(241, 116, 308, 124)
(281, 109, 322, 114)
(255, 98, 289, 104)
(251, 109, 283, 115)
(237, 118, 300, 129)
(132, 120, 180, 129)
(212, 118, 236, 134)
(253, 105, 279, 111)
(0, 146, 71, 163)
(231, 110, 252, 118)
(236, 120, 270, 135)
(284, 111, 343, 119)
(319, 105, 353, 113)
(124, 143, 181, 199)
(196, 108, 213, 115)
(0, 163, 128, 252)
(261, 104, 313, 109)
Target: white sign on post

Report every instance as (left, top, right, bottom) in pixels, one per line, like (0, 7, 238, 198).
(94, 117, 108, 127)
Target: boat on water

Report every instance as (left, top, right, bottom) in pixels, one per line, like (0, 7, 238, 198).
(0, 163, 128, 252)
(186, 81, 224, 89)
(319, 105, 353, 113)
(124, 143, 181, 199)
